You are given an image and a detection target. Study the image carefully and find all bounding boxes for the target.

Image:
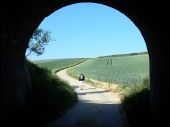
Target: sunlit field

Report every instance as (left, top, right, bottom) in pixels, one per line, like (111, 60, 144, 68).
(68, 53, 149, 86)
(34, 58, 88, 72)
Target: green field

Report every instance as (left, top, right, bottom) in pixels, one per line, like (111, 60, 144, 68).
(34, 58, 88, 72)
(68, 54, 149, 86)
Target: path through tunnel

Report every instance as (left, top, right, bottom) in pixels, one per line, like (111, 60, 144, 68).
(1, 0, 170, 126)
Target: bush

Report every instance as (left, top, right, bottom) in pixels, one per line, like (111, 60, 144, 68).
(25, 60, 77, 126)
(122, 78, 151, 127)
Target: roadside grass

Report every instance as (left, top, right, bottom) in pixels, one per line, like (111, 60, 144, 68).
(121, 78, 151, 127)
(67, 69, 126, 99)
(25, 60, 77, 127)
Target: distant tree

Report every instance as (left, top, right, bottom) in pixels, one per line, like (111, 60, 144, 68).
(26, 28, 52, 57)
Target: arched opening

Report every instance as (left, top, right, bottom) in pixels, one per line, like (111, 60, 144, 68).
(28, 3, 149, 124)
(1, 0, 169, 126)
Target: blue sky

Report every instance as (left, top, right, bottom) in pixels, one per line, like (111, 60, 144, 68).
(27, 3, 147, 60)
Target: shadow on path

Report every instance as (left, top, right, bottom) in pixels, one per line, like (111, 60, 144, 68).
(47, 101, 127, 127)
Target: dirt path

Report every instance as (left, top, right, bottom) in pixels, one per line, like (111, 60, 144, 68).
(47, 65, 128, 127)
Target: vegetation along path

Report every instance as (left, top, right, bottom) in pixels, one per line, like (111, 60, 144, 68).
(48, 63, 128, 127)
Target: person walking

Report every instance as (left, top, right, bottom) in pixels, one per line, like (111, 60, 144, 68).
(79, 74, 85, 90)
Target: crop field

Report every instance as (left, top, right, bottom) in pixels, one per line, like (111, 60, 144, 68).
(68, 54, 149, 86)
(34, 58, 88, 72)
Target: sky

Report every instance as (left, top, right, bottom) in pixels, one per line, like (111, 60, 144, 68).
(27, 3, 147, 60)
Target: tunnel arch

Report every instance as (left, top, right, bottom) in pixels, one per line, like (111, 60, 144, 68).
(1, 0, 170, 126)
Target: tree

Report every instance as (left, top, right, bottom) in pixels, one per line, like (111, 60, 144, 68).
(26, 28, 51, 57)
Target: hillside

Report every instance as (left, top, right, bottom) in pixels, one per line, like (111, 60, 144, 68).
(34, 58, 88, 72)
(68, 53, 149, 86)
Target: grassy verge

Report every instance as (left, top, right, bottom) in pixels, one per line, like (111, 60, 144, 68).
(121, 78, 151, 127)
(25, 60, 77, 127)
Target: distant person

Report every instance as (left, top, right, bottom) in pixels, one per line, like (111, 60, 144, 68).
(79, 74, 85, 90)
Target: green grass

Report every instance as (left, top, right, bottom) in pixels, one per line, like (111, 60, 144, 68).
(34, 58, 88, 73)
(68, 54, 149, 86)
(25, 60, 78, 127)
